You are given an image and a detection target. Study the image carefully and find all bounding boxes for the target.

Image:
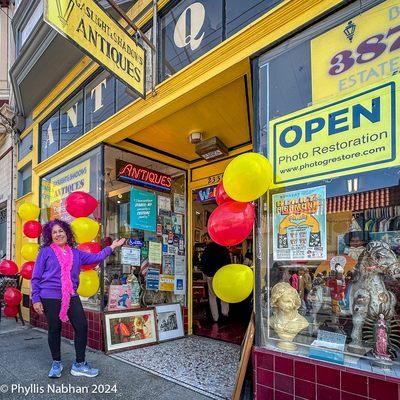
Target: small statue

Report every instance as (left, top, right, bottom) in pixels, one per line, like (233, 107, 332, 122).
(374, 313, 391, 361)
(269, 282, 309, 351)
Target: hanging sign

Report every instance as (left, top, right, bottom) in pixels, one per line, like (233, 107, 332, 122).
(130, 187, 157, 232)
(117, 160, 172, 192)
(272, 186, 327, 261)
(311, 0, 400, 102)
(43, 0, 146, 98)
(270, 74, 399, 187)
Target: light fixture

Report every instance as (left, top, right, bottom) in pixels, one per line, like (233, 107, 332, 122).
(195, 136, 228, 161)
(117, 193, 123, 199)
(188, 131, 203, 144)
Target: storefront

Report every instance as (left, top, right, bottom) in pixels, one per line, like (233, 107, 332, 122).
(14, 0, 400, 398)
(253, 0, 400, 398)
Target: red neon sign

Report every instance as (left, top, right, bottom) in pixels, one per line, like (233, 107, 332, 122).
(116, 160, 172, 191)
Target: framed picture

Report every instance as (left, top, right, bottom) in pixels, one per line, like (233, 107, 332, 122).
(103, 308, 158, 354)
(107, 284, 134, 311)
(195, 210, 203, 229)
(155, 303, 184, 342)
(194, 229, 200, 243)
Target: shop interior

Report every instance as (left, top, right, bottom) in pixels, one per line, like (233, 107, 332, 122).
(192, 186, 253, 345)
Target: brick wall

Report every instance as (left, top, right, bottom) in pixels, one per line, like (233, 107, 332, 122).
(254, 347, 400, 400)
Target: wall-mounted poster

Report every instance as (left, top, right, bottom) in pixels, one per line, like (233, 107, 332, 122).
(272, 186, 327, 261)
(146, 268, 160, 291)
(130, 188, 157, 232)
(174, 194, 185, 214)
(121, 247, 141, 266)
(162, 255, 175, 275)
(108, 285, 133, 311)
(159, 274, 174, 291)
(148, 241, 162, 265)
(172, 213, 183, 234)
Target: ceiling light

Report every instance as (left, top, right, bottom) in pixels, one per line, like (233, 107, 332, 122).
(195, 137, 228, 161)
(188, 131, 203, 144)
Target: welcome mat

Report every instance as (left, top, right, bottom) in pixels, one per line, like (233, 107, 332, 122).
(110, 335, 240, 399)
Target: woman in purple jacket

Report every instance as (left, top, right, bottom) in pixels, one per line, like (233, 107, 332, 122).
(31, 219, 125, 379)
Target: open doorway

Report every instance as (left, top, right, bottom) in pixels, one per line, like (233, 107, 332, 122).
(192, 186, 253, 345)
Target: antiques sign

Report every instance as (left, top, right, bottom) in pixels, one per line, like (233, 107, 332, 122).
(44, 0, 146, 98)
(117, 160, 172, 192)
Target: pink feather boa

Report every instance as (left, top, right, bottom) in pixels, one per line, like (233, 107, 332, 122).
(50, 243, 74, 322)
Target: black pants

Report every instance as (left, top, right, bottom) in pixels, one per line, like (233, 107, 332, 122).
(41, 296, 87, 363)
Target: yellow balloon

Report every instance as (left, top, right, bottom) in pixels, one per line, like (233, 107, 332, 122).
(77, 270, 100, 297)
(213, 264, 254, 303)
(18, 203, 40, 221)
(71, 217, 99, 244)
(223, 153, 272, 202)
(21, 243, 39, 261)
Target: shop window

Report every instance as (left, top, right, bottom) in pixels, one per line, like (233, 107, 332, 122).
(225, 0, 282, 37)
(84, 71, 115, 133)
(40, 147, 103, 310)
(104, 146, 187, 313)
(18, 162, 32, 198)
(159, 0, 223, 80)
(40, 112, 60, 162)
(255, 0, 400, 377)
(60, 90, 84, 148)
(18, 131, 33, 161)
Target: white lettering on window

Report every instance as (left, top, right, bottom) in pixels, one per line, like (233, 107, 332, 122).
(90, 79, 107, 113)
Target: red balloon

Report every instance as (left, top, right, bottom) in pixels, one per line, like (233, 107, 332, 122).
(23, 220, 42, 238)
(20, 261, 35, 280)
(3, 305, 19, 317)
(65, 191, 98, 218)
(77, 242, 101, 270)
(0, 260, 18, 276)
(4, 287, 22, 306)
(208, 202, 255, 246)
(215, 181, 232, 205)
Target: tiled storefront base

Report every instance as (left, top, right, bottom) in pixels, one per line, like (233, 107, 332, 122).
(254, 347, 400, 400)
(30, 306, 104, 350)
(30, 306, 189, 352)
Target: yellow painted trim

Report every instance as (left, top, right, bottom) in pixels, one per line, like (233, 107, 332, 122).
(16, 191, 33, 202)
(187, 188, 193, 335)
(17, 154, 32, 170)
(132, 0, 170, 28)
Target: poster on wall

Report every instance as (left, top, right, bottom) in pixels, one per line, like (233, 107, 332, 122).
(108, 285, 133, 311)
(130, 187, 157, 232)
(172, 213, 183, 234)
(159, 274, 174, 291)
(272, 186, 327, 261)
(173, 194, 185, 214)
(121, 247, 141, 266)
(311, 0, 400, 102)
(174, 275, 186, 295)
(158, 195, 171, 214)
(174, 255, 186, 275)
(162, 255, 175, 275)
(148, 241, 162, 265)
(146, 268, 160, 290)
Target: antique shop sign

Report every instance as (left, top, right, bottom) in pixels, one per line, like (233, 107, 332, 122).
(272, 186, 327, 261)
(130, 188, 156, 232)
(117, 160, 172, 192)
(44, 0, 146, 98)
(270, 75, 398, 187)
(311, 0, 400, 102)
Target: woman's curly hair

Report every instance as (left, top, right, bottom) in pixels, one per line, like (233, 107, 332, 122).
(41, 219, 76, 248)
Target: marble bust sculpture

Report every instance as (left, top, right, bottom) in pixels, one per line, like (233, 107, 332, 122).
(269, 282, 309, 350)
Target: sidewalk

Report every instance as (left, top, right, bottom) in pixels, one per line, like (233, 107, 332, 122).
(0, 325, 212, 400)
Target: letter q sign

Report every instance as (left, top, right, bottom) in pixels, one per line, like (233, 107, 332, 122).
(174, 2, 205, 51)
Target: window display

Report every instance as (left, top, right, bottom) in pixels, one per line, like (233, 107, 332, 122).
(255, 0, 400, 377)
(104, 146, 187, 314)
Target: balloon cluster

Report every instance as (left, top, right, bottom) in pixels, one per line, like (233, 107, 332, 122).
(208, 153, 273, 303)
(65, 191, 100, 298)
(0, 259, 24, 317)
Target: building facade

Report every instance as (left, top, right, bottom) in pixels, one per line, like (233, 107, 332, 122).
(10, 0, 400, 399)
